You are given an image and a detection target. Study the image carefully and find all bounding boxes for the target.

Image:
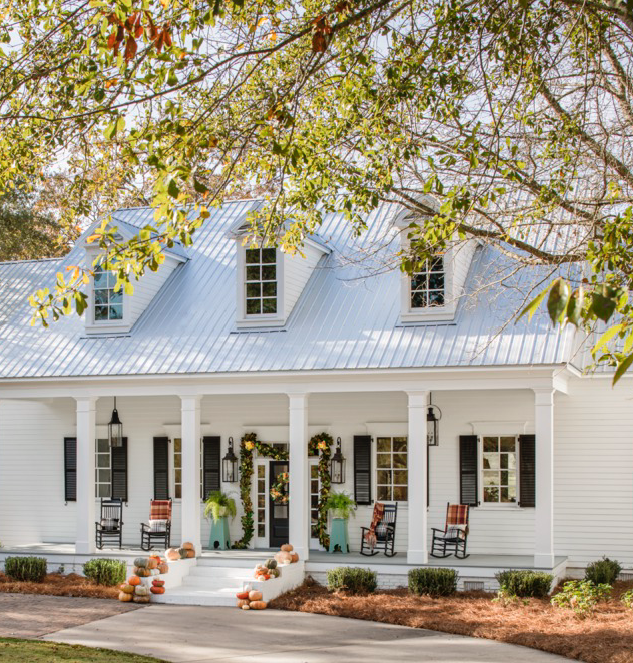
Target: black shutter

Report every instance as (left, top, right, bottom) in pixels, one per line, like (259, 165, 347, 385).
(519, 434, 536, 508)
(111, 437, 128, 502)
(64, 437, 77, 502)
(459, 435, 478, 506)
(202, 436, 221, 500)
(353, 435, 372, 505)
(153, 437, 170, 500)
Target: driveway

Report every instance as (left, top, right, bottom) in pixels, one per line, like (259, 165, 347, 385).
(0, 593, 138, 638)
(44, 603, 571, 662)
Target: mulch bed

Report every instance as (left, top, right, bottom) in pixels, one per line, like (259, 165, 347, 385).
(270, 578, 633, 663)
(0, 573, 118, 599)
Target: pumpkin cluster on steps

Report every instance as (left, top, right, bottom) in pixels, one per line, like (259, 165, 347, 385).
(236, 543, 299, 611)
(118, 554, 170, 603)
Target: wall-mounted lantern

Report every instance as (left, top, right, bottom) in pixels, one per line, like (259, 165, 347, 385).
(222, 437, 239, 483)
(330, 437, 346, 484)
(427, 393, 442, 447)
(108, 397, 123, 448)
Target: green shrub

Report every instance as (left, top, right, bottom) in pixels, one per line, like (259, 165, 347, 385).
(326, 567, 377, 594)
(584, 557, 621, 585)
(621, 589, 633, 609)
(83, 558, 126, 586)
(408, 568, 458, 597)
(495, 570, 553, 598)
(4, 556, 47, 582)
(551, 580, 611, 617)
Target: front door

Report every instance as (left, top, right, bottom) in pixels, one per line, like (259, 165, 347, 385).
(269, 461, 289, 547)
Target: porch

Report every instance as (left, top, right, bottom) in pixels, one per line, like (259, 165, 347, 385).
(0, 542, 568, 592)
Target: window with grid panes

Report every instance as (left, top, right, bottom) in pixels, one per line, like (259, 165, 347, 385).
(410, 256, 445, 308)
(482, 436, 517, 504)
(245, 248, 277, 315)
(95, 438, 111, 497)
(376, 436, 408, 501)
(173, 437, 182, 499)
(94, 265, 123, 321)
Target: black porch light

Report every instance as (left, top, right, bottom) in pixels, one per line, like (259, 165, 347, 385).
(427, 393, 441, 447)
(108, 397, 123, 448)
(330, 437, 346, 484)
(222, 437, 239, 483)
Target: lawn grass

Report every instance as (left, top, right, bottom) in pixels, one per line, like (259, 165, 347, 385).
(0, 638, 164, 662)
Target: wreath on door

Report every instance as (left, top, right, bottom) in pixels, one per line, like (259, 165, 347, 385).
(270, 472, 289, 504)
(233, 432, 334, 549)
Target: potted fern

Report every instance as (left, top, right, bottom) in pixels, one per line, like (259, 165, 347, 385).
(204, 491, 237, 550)
(204, 490, 237, 522)
(324, 492, 356, 520)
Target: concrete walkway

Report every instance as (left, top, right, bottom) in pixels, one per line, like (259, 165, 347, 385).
(44, 604, 570, 663)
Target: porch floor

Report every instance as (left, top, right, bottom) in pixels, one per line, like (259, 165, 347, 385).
(0, 543, 566, 572)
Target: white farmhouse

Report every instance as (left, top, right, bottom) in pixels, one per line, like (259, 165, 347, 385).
(0, 200, 626, 601)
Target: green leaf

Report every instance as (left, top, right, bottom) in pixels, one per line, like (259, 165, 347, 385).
(517, 282, 554, 322)
(547, 278, 570, 323)
(566, 287, 584, 326)
(613, 353, 633, 385)
(593, 323, 623, 355)
(167, 179, 179, 198)
(193, 178, 209, 194)
(591, 291, 618, 322)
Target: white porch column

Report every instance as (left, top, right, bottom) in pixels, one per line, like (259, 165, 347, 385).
(407, 391, 429, 565)
(181, 395, 202, 554)
(534, 388, 555, 568)
(288, 393, 309, 561)
(75, 396, 97, 554)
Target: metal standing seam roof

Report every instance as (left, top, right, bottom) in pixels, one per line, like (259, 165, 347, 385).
(0, 199, 578, 379)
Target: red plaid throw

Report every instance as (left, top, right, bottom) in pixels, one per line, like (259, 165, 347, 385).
(364, 502, 385, 550)
(150, 500, 172, 521)
(446, 504, 469, 539)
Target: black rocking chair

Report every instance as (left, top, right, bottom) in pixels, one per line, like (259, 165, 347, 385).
(95, 498, 123, 549)
(140, 499, 172, 551)
(430, 502, 470, 559)
(360, 502, 398, 557)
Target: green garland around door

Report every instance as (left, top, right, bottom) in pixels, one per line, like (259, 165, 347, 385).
(232, 432, 334, 549)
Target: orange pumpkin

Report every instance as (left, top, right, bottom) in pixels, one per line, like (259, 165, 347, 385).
(290, 552, 299, 563)
(250, 600, 268, 610)
(165, 548, 180, 561)
(152, 579, 165, 587)
(185, 549, 196, 558)
(237, 599, 250, 608)
(119, 583, 134, 594)
(147, 558, 158, 570)
(182, 541, 194, 550)
(118, 591, 133, 602)
(157, 563, 169, 574)
(150, 586, 165, 594)
(280, 543, 293, 552)
(236, 591, 250, 600)
(128, 575, 141, 586)
(248, 590, 263, 601)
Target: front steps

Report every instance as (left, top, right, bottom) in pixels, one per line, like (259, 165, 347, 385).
(151, 557, 306, 607)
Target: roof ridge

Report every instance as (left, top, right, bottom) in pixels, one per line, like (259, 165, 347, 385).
(113, 198, 265, 213)
(0, 257, 62, 266)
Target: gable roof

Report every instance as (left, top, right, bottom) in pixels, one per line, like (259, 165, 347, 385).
(0, 199, 578, 379)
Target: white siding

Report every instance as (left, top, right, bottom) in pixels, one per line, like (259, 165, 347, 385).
(555, 378, 633, 568)
(283, 244, 323, 319)
(128, 256, 182, 328)
(450, 239, 478, 303)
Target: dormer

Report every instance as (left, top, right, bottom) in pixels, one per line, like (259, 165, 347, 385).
(82, 217, 188, 335)
(394, 201, 478, 323)
(229, 215, 330, 328)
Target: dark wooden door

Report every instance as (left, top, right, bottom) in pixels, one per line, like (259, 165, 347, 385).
(269, 461, 289, 547)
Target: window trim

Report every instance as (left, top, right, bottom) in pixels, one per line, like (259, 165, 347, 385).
(366, 424, 409, 506)
(85, 249, 131, 334)
(236, 244, 286, 327)
(477, 433, 521, 508)
(399, 244, 456, 323)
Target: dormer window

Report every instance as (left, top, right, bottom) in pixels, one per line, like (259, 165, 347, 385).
(245, 248, 278, 315)
(410, 256, 445, 309)
(93, 265, 123, 322)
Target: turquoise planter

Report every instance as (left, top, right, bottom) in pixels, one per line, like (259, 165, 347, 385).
(328, 517, 350, 553)
(208, 516, 231, 550)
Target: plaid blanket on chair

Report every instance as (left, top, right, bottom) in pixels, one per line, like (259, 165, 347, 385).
(363, 502, 385, 551)
(149, 500, 172, 521)
(446, 504, 469, 538)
